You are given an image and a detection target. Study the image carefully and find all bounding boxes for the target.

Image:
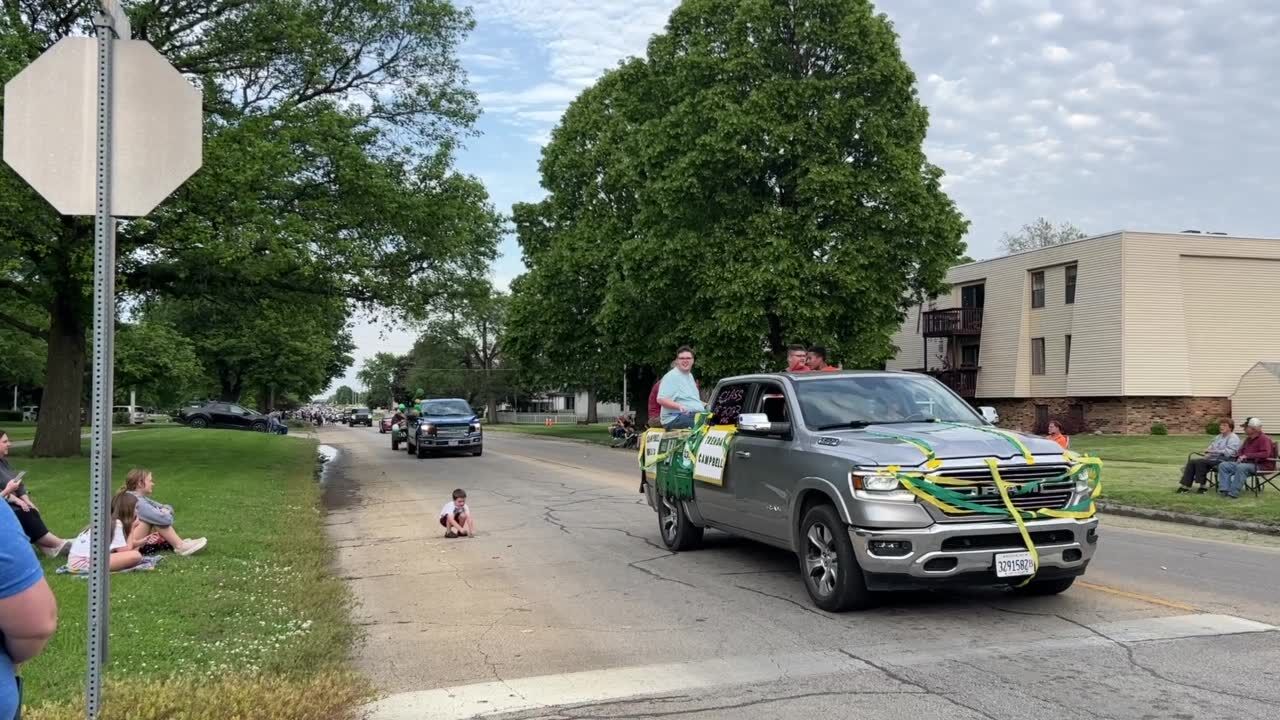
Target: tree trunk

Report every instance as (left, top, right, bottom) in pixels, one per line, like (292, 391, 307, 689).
(31, 301, 87, 458)
(628, 365, 656, 427)
(586, 387, 598, 424)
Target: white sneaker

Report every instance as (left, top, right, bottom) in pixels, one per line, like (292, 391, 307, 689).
(176, 537, 207, 556)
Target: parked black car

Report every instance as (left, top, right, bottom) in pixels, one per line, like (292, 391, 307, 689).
(179, 402, 271, 432)
(348, 408, 373, 427)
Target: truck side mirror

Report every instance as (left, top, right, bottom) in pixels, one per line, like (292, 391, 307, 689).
(738, 413, 791, 437)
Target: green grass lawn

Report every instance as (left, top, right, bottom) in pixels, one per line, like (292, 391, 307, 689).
(1066, 434, 1280, 525)
(2, 421, 38, 441)
(487, 422, 620, 446)
(11, 428, 364, 720)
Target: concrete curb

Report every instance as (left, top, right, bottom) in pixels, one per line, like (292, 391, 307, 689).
(1098, 501, 1280, 536)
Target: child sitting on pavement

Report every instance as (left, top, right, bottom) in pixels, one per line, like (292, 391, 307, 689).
(439, 488, 475, 538)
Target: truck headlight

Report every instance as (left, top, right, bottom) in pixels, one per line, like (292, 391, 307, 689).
(851, 471, 902, 492)
(469, 421, 481, 433)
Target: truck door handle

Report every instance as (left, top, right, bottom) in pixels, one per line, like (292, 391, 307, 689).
(734, 451, 751, 459)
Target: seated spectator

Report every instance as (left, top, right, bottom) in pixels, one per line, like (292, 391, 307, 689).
(657, 347, 706, 430)
(1046, 420, 1069, 449)
(806, 346, 840, 372)
(610, 415, 630, 440)
(67, 492, 144, 574)
(1216, 418, 1276, 499)
(1177, 418, 1240, 494)
(785, 344, 811, 373)
(121, 469, 207, 556)
(0, 430, 72, 558)
(0, 490, 57, 720)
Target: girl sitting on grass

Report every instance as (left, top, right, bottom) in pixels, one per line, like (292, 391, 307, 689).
(121, 468, 206, 556)
(67, 492, 145, 573)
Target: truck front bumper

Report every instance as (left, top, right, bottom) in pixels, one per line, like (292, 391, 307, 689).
(849, 517, 1099, 591)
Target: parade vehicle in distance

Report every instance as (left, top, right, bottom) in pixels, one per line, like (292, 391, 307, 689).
(639, 371, 1102, 612)
(404, 398, 484, 459)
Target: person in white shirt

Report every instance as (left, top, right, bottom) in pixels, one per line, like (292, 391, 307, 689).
(439, 488, 475, 538)
(67, 493, 145, 573)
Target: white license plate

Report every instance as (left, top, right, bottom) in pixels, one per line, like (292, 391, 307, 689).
(994, 551, 1035, 578)
(448, 440, 458, 446)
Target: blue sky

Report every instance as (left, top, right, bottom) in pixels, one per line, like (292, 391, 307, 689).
(328, 0, 1280, 395)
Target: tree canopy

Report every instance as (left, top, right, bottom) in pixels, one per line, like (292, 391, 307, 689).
(0, 1, 501, 454)
(999, 218, 1087, 255)
(507, 0, 967, 415)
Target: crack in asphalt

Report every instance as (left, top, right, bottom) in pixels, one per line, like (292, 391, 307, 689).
(733, 585, 836, 621)
(529, 688, 927, 719)
(628, 553, 696, 588)
(988, 604, 1280, 708)
(836, 649, 1001, 720)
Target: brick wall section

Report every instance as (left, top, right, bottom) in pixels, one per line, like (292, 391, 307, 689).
(984, 396, 1232, 435)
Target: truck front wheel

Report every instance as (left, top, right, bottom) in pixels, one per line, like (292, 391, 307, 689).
(799, 504, 873, 612)
(657, 495, 703, 551)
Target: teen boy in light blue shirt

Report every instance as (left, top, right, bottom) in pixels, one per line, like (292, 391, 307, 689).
(657, 346, 705, 429)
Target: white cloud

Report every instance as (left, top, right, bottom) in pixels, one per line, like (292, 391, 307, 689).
(478, 82, 582, 111)
(1033, 11, 1064, 30)
(1064, 113, 1101, 129)
(1119, 110, 1163, 130)
(1042, 45, 1073, 63)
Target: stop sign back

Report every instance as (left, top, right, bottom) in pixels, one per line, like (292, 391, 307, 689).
(3, 36, 202, 217)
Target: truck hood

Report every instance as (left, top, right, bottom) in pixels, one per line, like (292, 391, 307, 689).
(815, 422, 1063, 467)
(420, 414, 476, 426)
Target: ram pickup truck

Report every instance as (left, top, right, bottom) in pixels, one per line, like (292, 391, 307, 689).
(641, 371, 1100, 612)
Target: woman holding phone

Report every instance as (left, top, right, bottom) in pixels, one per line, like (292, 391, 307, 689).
(0, 430, 72, 558)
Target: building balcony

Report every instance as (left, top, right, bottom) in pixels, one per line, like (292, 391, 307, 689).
(921, 307, 983, 337)
(907, 367, 979, 399)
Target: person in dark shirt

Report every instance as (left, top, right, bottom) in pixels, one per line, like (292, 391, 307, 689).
(1216, 418, 1277, 499)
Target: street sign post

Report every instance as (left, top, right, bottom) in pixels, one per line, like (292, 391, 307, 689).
(1, 3, 202, 718)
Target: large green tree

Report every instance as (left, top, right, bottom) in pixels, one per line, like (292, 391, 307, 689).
(356, 352, 403, 410)
(405, 281, 508, 419)
(510, 0, 967, 415)
(114, 320, 205, 409)
(0, 1, 499, 455)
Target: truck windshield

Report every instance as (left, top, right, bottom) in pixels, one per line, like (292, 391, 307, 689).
(795, 376, 982, 430)
(422, 400, 473, 417)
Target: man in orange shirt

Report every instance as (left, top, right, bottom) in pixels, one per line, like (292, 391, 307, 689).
(807, 346, 840, 372)
(785, 344, 811, 373)
(1046, 420, 1069, 449)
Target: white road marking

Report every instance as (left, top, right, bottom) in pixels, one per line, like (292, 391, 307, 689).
(363, 613, 1275, 720)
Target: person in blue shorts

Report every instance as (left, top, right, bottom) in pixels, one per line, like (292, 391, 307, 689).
(0, 492, 57, 719)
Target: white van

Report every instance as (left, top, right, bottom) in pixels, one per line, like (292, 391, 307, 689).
(113, 405, 147, 425)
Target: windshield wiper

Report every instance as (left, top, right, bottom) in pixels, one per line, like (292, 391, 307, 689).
(814, 421, 874, 431)
(872, 419, 940, 425)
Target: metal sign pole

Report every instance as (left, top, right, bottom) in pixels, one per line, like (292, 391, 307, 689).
(86, 7, 118, 719)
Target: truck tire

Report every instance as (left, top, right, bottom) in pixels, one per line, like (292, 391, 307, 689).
(657, 495, 703, 551)
(189, 417, 208, 429)
(1010, 576, 1076, 596)
(799, 504, 873, 612)
(416, 443, 427, 459)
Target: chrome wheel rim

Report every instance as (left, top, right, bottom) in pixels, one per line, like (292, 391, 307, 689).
(804, 522, 838, 597)
(660, 497, 679, 542)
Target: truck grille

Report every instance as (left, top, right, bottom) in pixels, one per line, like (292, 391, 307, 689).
(435, 426, 469, 437)
(931, 464, 1075, 516)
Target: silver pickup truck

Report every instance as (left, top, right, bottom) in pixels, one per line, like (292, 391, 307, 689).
(641, 371, 1100, 612)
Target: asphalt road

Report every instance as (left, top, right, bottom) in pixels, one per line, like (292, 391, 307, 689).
(318, 424, 1280, 720)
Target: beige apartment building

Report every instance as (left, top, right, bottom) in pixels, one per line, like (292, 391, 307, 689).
(886, 230, 1280, 434)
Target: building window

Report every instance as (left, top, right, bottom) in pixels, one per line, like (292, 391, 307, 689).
(1035, 404, 1050, 432)
(1065, 264, 1077, 304)
(1065, 334, 1072, 374)
(961, 283, 985, 309)
(1031, 271, 1045, 308)
(1069, 404, 1086, 430)
(1032, 338, 1046, 375)
(563, 394, 575, 412)
(960, 343, 980, 368)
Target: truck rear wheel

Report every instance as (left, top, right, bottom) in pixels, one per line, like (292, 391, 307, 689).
(657, 495, 703, 551)
(799, 504, 873, 612)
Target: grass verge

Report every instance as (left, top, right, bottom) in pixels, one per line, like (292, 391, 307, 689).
(11, 428, 367, 719)
(486, 422, 620, 446)
(1071, 434, 1280, 525)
